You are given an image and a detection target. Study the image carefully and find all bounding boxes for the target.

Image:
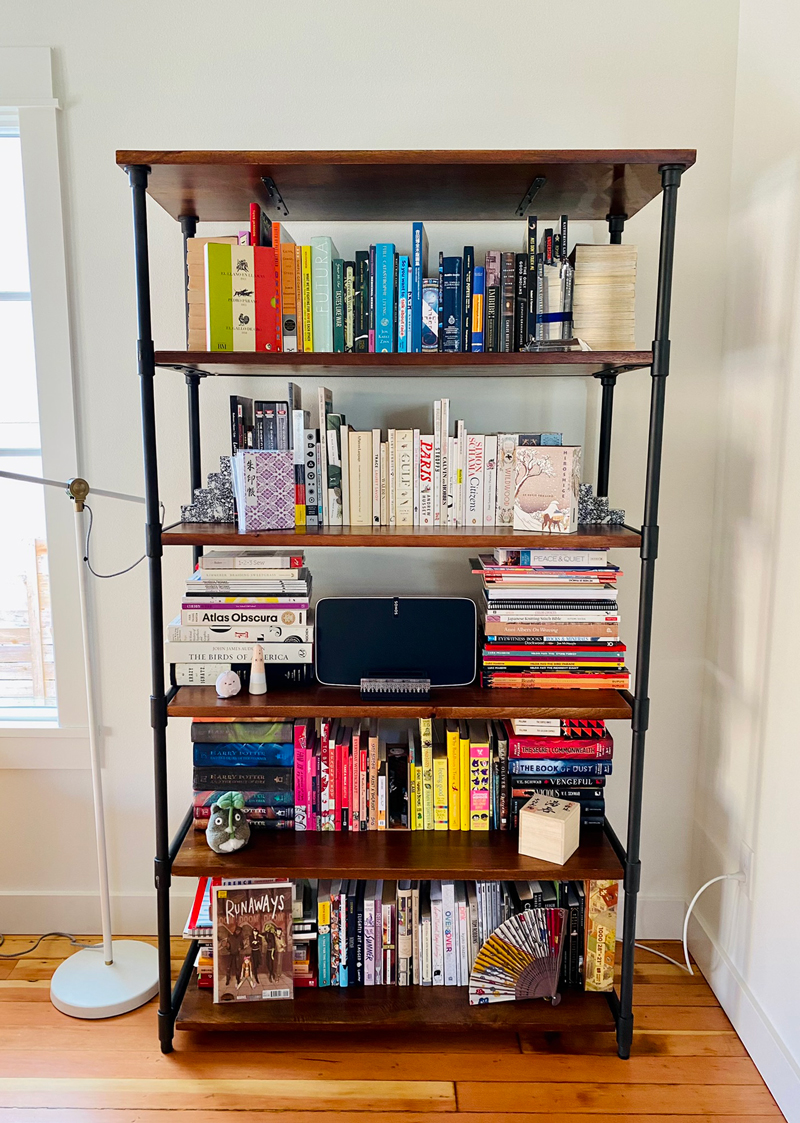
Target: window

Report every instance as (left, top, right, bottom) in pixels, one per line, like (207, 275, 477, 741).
(0, 132, 56, 722)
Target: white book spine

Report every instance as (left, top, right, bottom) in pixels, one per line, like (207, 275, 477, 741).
(433, 399, 442, 525)
(387, 429, 397, 526)
(421, 912, 433, 985)
(181, 607, 308, 626)
(167, 624, 312, 642)
(374, 886, 383, 985)
(446, 435, 456, 526)
(483, 435, 497, 527)
(371, 428, 382, 526)
(419, 434, 434, 526)
(395, 429, 414, 526)
(380, 442, 388, 525)
(439, 399, 450, 523)
(326, 427, 343, 526)
(431, 885, 444, 986)
(340, 423, 351, 526)
(412, 429, 421, 526)
(466, 434, 485, 526)
(231, 245, 255, 351)
(454, 420, 465, 527)
(165, 642, 312, 664)
(364, 897, 376, 985)
(441, 880, 457, 986)
(495, 433, 518, 526)
(304, 429, 318, 526)
(467, 883, 479, 974)
(317, 388, 331, 525)
(457, 892, 470, 986)
(172, 664, 227, 686)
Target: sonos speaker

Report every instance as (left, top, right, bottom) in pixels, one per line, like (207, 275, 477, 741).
(314, 596, 477, 688)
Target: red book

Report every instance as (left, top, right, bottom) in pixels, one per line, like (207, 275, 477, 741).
(506, 731, 614, 760)
(250, 203, 261, 247)
(254, 247, 280, 352)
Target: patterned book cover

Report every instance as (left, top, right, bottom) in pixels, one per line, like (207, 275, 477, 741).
(512, 445, 580, 533)
(237, 450, 294, 531)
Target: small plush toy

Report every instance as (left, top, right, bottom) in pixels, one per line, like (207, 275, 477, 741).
(215, 669, 241, 698)
(206, 791, 251, 854)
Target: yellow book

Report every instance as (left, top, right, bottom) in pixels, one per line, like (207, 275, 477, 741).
(419, 717, 434, 830)
(459, 719, 470, 831)
(294, 244, 304, 351)
(301, 245, 314, 352)
(433, 746, 448, 830)
(445, 719, 460, 831)
(408, 729, 417, 830)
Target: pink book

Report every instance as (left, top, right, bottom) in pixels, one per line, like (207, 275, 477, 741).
(307, 738, 317, 832)
(294, 719, 309, 831)
(320, 719, 331, 830)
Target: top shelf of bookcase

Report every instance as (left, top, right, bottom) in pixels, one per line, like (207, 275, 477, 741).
(116, 149, 696, 223)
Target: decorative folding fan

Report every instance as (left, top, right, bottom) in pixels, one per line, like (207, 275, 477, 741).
(469, 907, 567, 1006)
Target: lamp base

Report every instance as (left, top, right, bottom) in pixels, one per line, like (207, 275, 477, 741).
(50, 940, 159, 1019)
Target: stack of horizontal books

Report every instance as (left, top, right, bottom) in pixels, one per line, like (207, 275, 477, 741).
(473, 546, 630, 689)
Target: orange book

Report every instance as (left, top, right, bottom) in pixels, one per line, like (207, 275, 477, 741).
(280, 242, 299, 352)
(295, 244, 304, 351)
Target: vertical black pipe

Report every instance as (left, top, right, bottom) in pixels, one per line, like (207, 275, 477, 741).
(127, 164, 174, 1055)
(616, 165, 683, 1060)
(596, 373, 617, 498)
(179, 214, 198, 347)
(186, 373, 202, 568)
(607, 212, 627, 244)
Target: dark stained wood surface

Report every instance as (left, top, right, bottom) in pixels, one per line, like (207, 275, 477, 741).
(156, 349, 653, 376)
(162, 522, 641, 549)
(175, 979, 616, 1033)
(115, 149, 696, 222)
(167, 684, 633, 720)
(171, 824, 622, 881)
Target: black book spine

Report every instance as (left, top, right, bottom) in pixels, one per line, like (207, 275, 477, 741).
(560, 214, 569, 262)
(462, 246, 474, 352)
(368, 244, 376, 352)
(263, 402, 278, 450)
(192, 766, 293, 790)
(514, 253, 528, 351)
(355, 251, 369, 352)
(346, 885, 358, 985)
(544, 228, 554, 265)
(485, 286, 499, 353)
(437, 251, 444, 352)
(355, 882, 365, 984)
(253, 401, 264, 450)
(499, 252, 515, 353)
(526, 216, 538, 341)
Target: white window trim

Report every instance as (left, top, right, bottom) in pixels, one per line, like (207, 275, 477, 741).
(0, 48, 89, 766)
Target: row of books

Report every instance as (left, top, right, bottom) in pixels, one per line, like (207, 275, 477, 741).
(474, 546, 629, 690)
(187, 875, 619, 1000)
(189, 717, 610, 834)
(227, 386, 581, 532)
(167, 550, 313, 688)
(192, 207, 636, 354)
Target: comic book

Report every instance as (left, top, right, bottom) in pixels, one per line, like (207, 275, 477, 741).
(213, 880, 294, 1002)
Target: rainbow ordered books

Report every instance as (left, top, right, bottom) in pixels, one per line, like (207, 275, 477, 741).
(473, 547, 630, 690)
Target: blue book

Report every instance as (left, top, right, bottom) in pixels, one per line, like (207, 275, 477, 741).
(471, 266, 485, 351)
(192, 742, 294, 767)
(462, 246, 474, 352)
(397, 254, 410, 352)
(375, 243, 396, 352)
(410, 222, 428, 352)
(441, 256, 463, 353)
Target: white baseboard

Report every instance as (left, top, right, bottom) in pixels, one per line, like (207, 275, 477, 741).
(689, 910, 800, 1123)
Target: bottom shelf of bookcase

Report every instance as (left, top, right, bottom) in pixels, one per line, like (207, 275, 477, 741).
(176, 977, 616, 1033)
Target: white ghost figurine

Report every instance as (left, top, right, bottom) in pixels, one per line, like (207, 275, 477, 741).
(215, 669, 241, 698)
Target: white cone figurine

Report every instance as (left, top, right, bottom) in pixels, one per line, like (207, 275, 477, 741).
(249, 644, 267, 694)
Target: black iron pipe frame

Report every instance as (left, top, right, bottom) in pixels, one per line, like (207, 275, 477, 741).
(186, 372, 203, 568)
(615, 164, 683, 1061)
(179, 214, 198, 346)
(172, 939, 199, 1020)
(127, 163, 175, 1056)
(596, 373, 617, 498)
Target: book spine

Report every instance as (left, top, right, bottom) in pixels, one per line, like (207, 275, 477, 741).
(355, 251, 369, 352)
(514, 252, 528, 350)
(294, 245, 304, 351)
(179, 607, 308, 626)
(301, 246, 314, 352)
(311, 236, 335, 352)
(368, 724, 379, 830)
(340, 423, 351, 526)
(205, 243, 233, 351)
(437, 252, 443, 352)
(499, 251, 515, 353)
(446, 725, 460, 831)
(483, 434, 497, 527)
(433, 401, 442, 525)
(413, 428, 421, 525)
(280, 243, 299, 352)
(320, 719, 332, 830)
(332, 258, 345, 352)
(343, 260, 355, 352)
(459, 728, 470, 831)
(294, 720, 308, 831)
(249, 203, 261, 246)
(441, 256, 462, 352)
(421, 277, 439, 351)
(420, 718, 434, 830)
(526, 216, 538, 340)
(419, 434, 434, 526)
(485, 251, 501, 353)
(439, 398, 450, 524)
(364, 895, 375, 984)
(379, 442, 388, 525)
(433, 753, 448, 829)
(411, 222, 428, 352)
(442, 882, 457, 985)
(292, 410, 306, 527)
(465, 434, 484, 527)
(395, 429, 414, 526)
(368, 244, 376, 352)
(375, 243, 396, 352)
(304, 429, 318, 527)
(397, 254, 409, 352)
(387, 428, 396, 526)
(317, 894, 331, 986)
(326, 415, 343, 526)
(276, 401, 290, 449)
(471, 266, 485, 351)
(371, 429, 382, 526)
(469, 741, 491, 831)
(462, 246, 474, 353)
(231, 245, 256, 352)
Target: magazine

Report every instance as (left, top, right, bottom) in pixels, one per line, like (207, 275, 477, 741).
(212, 880, 294, 1002)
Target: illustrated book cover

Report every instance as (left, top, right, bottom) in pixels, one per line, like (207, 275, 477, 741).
(213, 881, 294, 1002)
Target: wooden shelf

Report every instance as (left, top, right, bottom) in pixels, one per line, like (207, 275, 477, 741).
(163, 522, 641, 549)
(176, 976, 615, 1033)
(172, 824, 620, 881)
(156, 349, 652, 377)
(168, 685, 633, 721)
(116, 148, 695, 223)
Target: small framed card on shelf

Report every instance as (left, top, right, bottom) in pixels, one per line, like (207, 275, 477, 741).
(517, 795, 580, 866)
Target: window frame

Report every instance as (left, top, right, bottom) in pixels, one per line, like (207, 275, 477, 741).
(0, 47, 88, 763)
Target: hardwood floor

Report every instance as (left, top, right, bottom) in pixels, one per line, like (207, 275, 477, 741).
(0, 936, 783, 1121)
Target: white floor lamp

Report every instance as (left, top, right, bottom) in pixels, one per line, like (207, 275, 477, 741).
(0, 469, 159, 1018)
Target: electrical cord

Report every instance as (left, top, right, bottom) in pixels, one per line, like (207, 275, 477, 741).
(636, 872, 746, 975)
(83, 502, 180, 578)
(0, 932, 101, 958)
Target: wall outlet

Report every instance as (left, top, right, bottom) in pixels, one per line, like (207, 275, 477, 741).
(739, 843, 754, 900)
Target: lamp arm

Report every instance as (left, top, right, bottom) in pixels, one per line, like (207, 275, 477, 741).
(0, 470, 146, 507)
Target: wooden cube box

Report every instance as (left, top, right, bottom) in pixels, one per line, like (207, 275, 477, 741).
(517, 795, 580, 865)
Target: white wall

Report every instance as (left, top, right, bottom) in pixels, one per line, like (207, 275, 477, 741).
(0, 0, 739, 937)
(689, 0, 800, 1116)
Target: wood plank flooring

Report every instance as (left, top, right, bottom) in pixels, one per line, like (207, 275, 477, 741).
(0, 936, 782, 1121)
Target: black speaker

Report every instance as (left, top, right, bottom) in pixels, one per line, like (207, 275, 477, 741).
(314, 596, 477, 688)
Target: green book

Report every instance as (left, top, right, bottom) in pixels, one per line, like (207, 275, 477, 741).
(311, 236, 339, 352)
(419, 717, 434, 831)
(332, 258, 345, 352)
(204, 242, 233, 351)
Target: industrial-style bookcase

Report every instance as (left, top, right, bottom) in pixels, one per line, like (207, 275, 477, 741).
(117, 149, 693, 1056)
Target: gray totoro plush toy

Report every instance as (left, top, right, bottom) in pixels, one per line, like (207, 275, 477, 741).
(206, 792, 251, 854)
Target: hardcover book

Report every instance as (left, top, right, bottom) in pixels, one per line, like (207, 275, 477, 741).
(213, 882, 293, 1002)
(512, 445, 580, 533)
(232, 450, 295, 531)
(411, 221, 428, 352)
(311, 236, 339, 352)
(375, 242, 396, 352)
